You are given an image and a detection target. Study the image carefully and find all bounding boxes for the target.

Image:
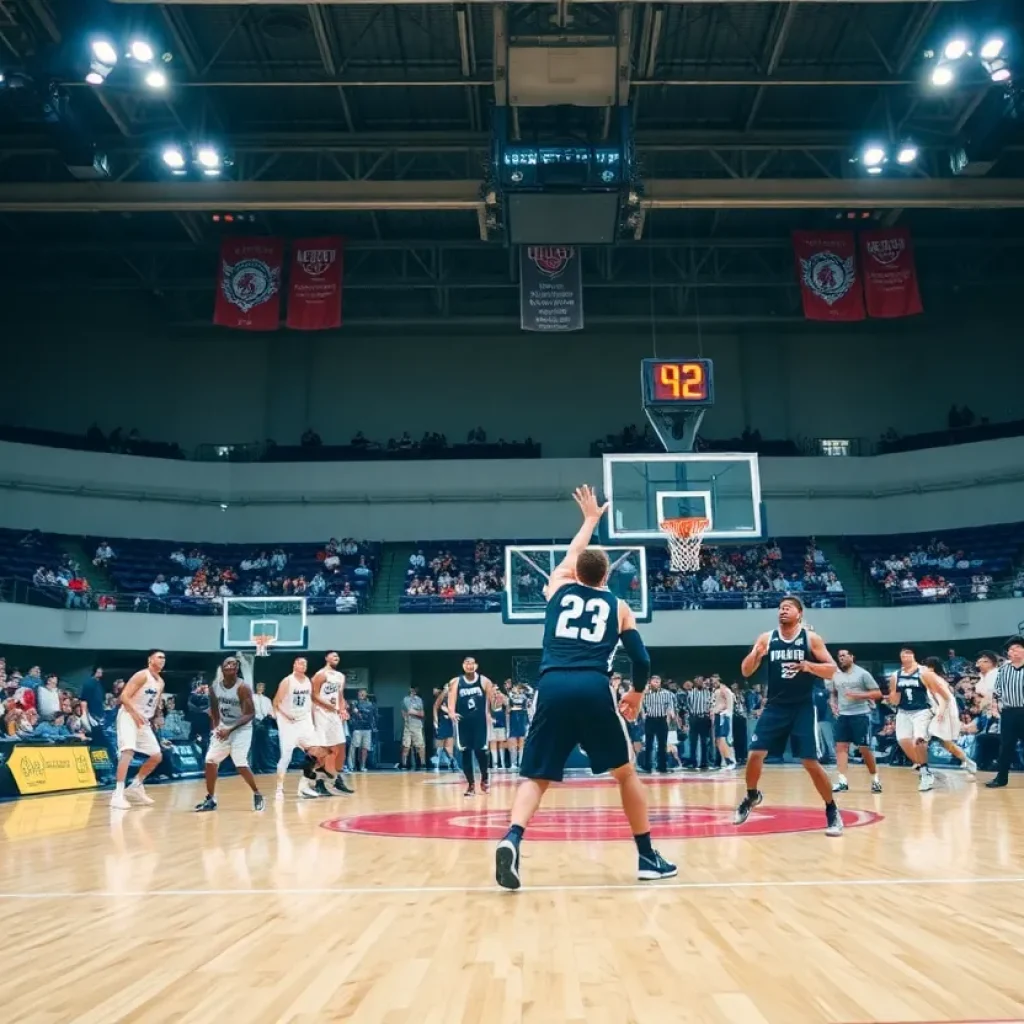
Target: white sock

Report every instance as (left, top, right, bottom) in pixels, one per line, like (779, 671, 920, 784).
(115, 781, 125, 795)
(837, 773, 847, 784)
(871, 773, 879, 782)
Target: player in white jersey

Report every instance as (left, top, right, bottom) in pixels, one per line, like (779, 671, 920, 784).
(195, 657, 266, 813)
(311, 652, 355, 796)
(110, 649, 166, 810)
(273, 657, 327, 800)
(923, 656, 977, 780)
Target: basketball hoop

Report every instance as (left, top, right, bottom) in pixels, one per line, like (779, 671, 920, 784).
(660, 517, 710, 573)
(253, 635, 275, 658)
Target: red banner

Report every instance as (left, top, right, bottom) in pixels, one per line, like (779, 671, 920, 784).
(792, 231, 865, 322)
(286, 237, 343, 330)
(859, 226, 923, 319)
(213, 237, 283, 331)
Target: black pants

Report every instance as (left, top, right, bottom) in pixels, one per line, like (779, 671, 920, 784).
(995, 707, 1024, 782)
(733, 716, 748, 763)
(689, 716, 712, 768)
(462, 748, 489, 786)
(644, 716, 669, 773)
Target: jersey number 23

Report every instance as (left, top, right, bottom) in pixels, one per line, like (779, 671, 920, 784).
(555, 594, 611, 643)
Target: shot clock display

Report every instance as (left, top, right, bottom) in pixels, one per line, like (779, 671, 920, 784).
(641, 358, 714, 407)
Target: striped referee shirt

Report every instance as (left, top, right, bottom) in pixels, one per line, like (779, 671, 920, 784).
(642, 689, 675, 719)
(687, 688, 714, 718)
(993, 662, 1024, 708)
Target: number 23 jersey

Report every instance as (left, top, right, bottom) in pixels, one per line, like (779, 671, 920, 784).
(539, 582, 621, 677)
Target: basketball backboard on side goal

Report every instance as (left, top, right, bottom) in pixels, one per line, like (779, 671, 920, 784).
(221, 596, 309, 651)
(602, 453, 764, 544)
(503, 545, 650, 624)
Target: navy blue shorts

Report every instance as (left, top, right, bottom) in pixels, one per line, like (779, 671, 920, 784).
(715, 715, 733, 740)
(749, 701, 818, 760)
(435, 717, 454, 741)
(834, 714, 870, 747)
(508, 713, 528, 739)
(455, 716, 487, 752)
(519, 670, 631, 782)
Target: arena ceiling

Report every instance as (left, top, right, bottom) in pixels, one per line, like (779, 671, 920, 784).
(1, 0, 1023, 326)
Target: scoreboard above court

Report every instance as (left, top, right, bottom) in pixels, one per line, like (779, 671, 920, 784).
(641, 359, 715, 408)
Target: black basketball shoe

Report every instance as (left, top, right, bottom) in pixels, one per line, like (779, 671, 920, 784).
(194, 796, 217, 813)
(637, 850, 677, 881)
(733, 790, 763, 825)
(333, 776, 355, 795)
(495, 838, 521, 891)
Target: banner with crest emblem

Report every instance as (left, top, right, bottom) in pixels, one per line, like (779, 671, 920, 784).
(519, 245, 584, 332)
(859, 226, 923, 319)
(792, 231, 865, 322)
(214, 237, 283, 331)
(287, 236, 344, 330)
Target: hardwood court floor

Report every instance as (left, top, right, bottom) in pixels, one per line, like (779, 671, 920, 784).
(1, 766, 1023, 1024)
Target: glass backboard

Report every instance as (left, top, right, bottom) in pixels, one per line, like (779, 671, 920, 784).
(503, 545, 649, 623)
(602, 452, 763, 543)
(221, 596, 309, 649)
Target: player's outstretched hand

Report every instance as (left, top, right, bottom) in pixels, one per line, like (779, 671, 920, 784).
(573, 485, 609, 522)
(618, 691, 643, 721)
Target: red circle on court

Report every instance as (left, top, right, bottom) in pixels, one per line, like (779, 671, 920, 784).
(322, 805, 883, 842)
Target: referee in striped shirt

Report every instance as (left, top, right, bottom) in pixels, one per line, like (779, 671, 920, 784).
(986, 636, 1024, 788)
(641, 677, 675, 774)
(687, 682, 714, 770)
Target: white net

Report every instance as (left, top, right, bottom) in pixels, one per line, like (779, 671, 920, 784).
(661, 517, 710, 574)
(253, 636, 274, 658)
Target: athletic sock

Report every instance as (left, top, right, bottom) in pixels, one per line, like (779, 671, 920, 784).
(871, 773, 879, 782)
(633, 831, 655, 858)
(836, 773, 847, 784)
(825, 800, 836, 811)
(746, 788, 758, 801)
(115, 781, 125, 796)
(504, 824, 525, 844)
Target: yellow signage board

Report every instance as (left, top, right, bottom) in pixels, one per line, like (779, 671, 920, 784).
(8, 745, 98, 795)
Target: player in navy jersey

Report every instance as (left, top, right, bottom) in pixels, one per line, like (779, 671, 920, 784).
(447, 656, 493, 796)
(736, 597, 843, 836)
(432, 685, 457, 771)
(494, 485, 676, 889)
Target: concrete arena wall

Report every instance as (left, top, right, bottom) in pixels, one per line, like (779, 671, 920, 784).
(2, 327, 1021, 457)
(1, 436, 1024, 542)
(2, 599, 1022, 654)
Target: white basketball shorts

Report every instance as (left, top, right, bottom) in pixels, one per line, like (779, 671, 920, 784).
(116, 708, 161, 757)
(278, 717, 318, 754)
(895, 708, 933, 743)
(928, 703, 961, 742)
(205, 725, 253, 767)
(315, 712, 346, 747)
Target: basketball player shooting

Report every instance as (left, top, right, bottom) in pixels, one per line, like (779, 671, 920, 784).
(494, 485, 676, 890)
(737, 598, 844, 836)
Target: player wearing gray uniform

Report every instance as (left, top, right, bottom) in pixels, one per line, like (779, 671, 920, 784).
(195, 656, 265, 813)
(829, 649, 883, 794)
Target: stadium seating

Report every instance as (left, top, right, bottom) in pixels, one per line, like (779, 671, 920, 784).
(848, 524, 1024, 604)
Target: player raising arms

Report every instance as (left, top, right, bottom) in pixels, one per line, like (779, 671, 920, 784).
(195, 656, 265, 813)
(311, 652, 355, 796)
(494, 486, 676, 890)
(736, 597, 844, 836)
(110, 650, 166, 810)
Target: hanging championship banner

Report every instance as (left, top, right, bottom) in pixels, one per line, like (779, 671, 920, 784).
(213, 236, 283, 331)
(792, 231, 865, 322)
(519, 246, 584, 332)
(287, 236, 344, 330)
(860, 226, 924, 319)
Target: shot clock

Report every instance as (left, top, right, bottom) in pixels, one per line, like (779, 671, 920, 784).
(640, 358, 715, 452)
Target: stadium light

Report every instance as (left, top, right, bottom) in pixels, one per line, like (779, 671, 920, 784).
(202, 167, 223, 177)
(861, 145, 886, 168)
(896, 144, 919, 165)
(144, 69, 168, 90)
(931, 65, 955, 87)
(943, 38, 969, 61)
(161, 145, 186, 170)
(980, 38, 1004, 61)
(85, 71, 104, 86)
(129, 40, 155, 64)
(987, 59, 1011, 83)
(866, 166, 883, 176)
(196, 146, 221, 169)
(90, 39, 118, 67)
